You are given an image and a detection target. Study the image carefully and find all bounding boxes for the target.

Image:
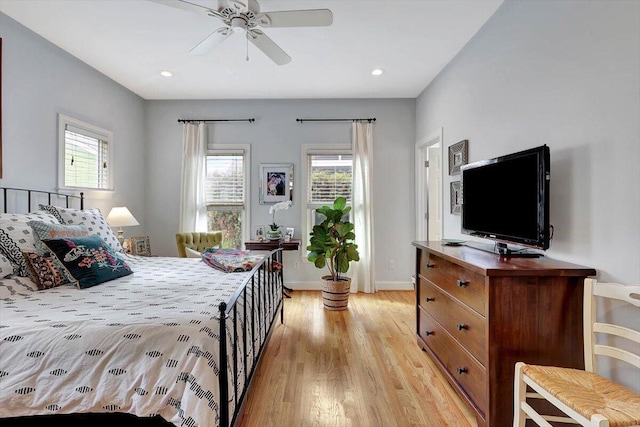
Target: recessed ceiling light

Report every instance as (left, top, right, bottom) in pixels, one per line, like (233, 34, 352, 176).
(160, 70, 173, 77)
(371, 68, 384, 76)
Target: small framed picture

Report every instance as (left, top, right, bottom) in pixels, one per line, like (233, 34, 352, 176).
(448, 140, 469, 175)
(252, 225, 265, 241)
(124, 236, 151, 256)
(260, 163, 293, 204)
(450, 181, 462, 215)
(285, 227, 294, 241)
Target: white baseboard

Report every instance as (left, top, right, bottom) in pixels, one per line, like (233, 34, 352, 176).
(286, 281, 413, 291)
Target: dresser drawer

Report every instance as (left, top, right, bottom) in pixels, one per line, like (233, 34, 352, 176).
(419, 278, 486, 366)
(419, 251, 486, 316)
(418, 307, 487, 413)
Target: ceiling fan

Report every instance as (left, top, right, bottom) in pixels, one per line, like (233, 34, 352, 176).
(149, 0, 333, 65)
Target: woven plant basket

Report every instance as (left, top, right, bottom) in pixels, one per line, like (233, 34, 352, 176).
(321, 276, 351, 311)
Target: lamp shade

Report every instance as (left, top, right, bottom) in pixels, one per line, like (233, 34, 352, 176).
(106, 207, 139, 227)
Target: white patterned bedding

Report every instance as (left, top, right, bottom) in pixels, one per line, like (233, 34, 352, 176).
(0, 254, 266, 427)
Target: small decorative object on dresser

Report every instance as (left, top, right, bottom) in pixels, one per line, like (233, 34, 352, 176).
(307, 197, 360, 310)
(124, 236, 151, 256)
(413, 241, 596, 427)
(448, 139, 468, 175)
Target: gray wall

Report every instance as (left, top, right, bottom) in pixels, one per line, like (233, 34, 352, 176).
(144, 99, 416, 287)
(0, 13, 146, 231)
(416, 0, 639, 389)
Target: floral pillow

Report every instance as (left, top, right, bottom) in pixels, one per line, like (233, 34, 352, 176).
(39, 205, 124, 253)
(22, 252, 71, 290)
(0, 212, 61, 276)
(41, 235, 133, 289)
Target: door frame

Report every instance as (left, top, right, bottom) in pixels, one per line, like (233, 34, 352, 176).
(415, 128, 444, 241)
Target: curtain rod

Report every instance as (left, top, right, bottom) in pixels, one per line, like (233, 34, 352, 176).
(296, 118, 376, 123)
(177, 118, 255, 123)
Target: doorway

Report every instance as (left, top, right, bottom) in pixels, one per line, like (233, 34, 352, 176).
(415, 128, 443, 242)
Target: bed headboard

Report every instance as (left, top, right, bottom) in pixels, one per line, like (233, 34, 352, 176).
(0, 187, 84, 213)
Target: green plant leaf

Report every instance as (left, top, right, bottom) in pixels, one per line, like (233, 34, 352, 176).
(334, 197, 346, 211)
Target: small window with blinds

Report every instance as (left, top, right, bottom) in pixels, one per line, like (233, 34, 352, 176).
(307, 152, 353, 242)
(205, 152, 246, 249)
(58, 114, 113, 191)
(308, 153, 353, 204)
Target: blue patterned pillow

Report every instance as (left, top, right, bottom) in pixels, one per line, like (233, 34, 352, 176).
(27, 221, 90, 255)
(41, 235, 133, 289)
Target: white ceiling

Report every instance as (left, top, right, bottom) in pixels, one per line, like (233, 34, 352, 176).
(0, 0, 503, 100)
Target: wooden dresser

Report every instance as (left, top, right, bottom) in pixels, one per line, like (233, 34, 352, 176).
(413, 241, 596, 427)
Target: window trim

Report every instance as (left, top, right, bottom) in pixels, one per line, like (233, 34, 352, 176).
(57, 114, 114, 193)
(301, 143, 352, 258)
(206, 143, 251, 246)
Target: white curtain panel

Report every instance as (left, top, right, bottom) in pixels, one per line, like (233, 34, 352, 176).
(179, 122, 208, 232)
(351, 121, 376, 293)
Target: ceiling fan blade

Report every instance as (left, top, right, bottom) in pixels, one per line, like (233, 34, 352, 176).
(257, 9, 333, 28)
(146, 0, 215, 17)
(247, 0, 260, 13)
(249, 30, 291, 65)
(190, 27, 233, 55)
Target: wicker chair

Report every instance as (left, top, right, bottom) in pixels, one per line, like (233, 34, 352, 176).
(513, 278, 640, 427)
(175, 232, 222, 258)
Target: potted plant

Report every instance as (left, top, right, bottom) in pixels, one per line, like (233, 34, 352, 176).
(267, 200, 291, 240)
(307, 197, 360, 310)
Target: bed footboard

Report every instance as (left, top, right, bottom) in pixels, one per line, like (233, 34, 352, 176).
(218, 248, 284, 427)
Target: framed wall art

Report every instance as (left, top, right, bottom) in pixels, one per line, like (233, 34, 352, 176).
(259, 163, 293, 204)
(450, 181, 461, 215)
(448, 139, 468, 175)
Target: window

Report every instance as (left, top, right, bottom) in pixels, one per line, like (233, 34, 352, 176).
(205, 146, 250, 249)
(302, 145, 353, 250)
(58, 114, 113, 191)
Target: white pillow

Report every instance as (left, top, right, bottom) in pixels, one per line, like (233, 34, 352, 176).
(0, 211, 61, 276)
(185, 247, 202, 258)
(40, 205, 124, 253)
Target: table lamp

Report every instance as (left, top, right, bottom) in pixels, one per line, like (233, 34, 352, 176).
(106, 206, 140, 244)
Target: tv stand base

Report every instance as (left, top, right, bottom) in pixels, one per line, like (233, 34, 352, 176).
(465, 242, 544, 258)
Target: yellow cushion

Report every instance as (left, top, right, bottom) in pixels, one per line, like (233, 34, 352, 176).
(175, 232, 222, 258)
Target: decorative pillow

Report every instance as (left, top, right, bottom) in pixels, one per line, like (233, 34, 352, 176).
(185, 247, 202, 258)
(202, 248, 264, 273)
(41, 235, 133, 289)
(0, 253, 14, 279)
(40, 205, 123, 253)
(22, 252, 71, 290)
(27, 221, 90, 255)
(0, 212, 61, 276)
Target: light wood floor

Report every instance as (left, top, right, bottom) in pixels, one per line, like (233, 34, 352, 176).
(237, 291, 478, 427)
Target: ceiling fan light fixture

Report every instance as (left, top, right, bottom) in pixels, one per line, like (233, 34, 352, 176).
(160, 70, 173, 77)
(230, 16, 248, 33)
(371, 68, 384, 76)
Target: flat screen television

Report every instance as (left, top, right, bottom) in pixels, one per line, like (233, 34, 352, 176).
(460, 145, 550, 256)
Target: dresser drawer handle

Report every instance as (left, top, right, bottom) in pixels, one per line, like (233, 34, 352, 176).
(456, 323, 468, 331)
(425, 331, 434, 336)
(425, 297, 435, 302)
(457, 367, 468, 375)
(425, 263, 435, 269)
(456, 279, 469, 287)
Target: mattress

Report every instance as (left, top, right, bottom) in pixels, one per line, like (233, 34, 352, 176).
(0, 254, 259, 427)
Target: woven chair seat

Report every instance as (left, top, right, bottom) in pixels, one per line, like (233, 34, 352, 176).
(522, 364, 640, 427)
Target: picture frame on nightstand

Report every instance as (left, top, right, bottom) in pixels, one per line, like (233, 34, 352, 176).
(124, 236, 151, 256)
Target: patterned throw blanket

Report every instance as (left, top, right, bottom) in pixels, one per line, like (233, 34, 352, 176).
(201, 248, 266, 273)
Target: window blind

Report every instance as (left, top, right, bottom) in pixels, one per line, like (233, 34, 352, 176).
(308, 154, 353, 203)
(205, 154, 244, 206)
(64, 127, 109, 189)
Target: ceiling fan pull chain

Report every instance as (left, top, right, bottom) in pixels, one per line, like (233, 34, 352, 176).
(246, 30, 249, 61)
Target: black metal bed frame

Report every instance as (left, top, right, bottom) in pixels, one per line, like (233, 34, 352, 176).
(0, 187, 285, 427)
